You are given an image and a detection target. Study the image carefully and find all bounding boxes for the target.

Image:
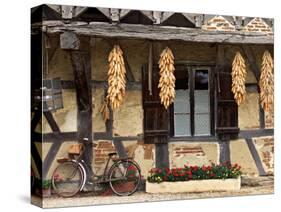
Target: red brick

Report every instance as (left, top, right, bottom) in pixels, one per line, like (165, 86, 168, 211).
(206, 27, 217, 30)
(212, 18, 226, 22)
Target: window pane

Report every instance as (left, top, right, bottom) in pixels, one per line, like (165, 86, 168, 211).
(194, 69, 210, 135)
(195, 114, 210, 136)
(195, 90, 209, 113)
(174, 89, 190, 113)
(174, 114, 191, 136)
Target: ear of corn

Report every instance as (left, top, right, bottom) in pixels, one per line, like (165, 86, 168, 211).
(107, 45, 126, 110)
(99, 97, 110, 122)
(158, 47, 175, 109)
(231, 51, 247, 105)
(259, 50, 274, 112)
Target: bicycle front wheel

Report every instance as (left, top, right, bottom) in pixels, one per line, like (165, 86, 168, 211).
(109, 160, 141, 196)
(52, 161, 84, 197)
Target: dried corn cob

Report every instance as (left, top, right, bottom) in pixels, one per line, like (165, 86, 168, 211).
(259, 50, 274, 112)
(107, 45, 126, 110)
(99, 97, 110, 122)
(231, 51, 247, 105)
(158, 47, 175, 109)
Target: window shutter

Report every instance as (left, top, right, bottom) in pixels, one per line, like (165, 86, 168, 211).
(216, 65, 239, 140)
(142, 66, 169, 144)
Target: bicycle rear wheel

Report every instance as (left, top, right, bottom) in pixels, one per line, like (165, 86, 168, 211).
(109, 160, 141, 196)
(52, 161, 84, 197)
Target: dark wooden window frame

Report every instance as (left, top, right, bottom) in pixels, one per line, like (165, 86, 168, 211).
(170, 64, 215, 140)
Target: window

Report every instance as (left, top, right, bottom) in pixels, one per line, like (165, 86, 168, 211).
(172, 67, 212, 137)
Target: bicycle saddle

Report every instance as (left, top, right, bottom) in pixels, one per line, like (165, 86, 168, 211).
(108, 152, 117, 156)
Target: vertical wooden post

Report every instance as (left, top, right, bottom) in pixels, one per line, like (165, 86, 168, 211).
(219, 141, 230, 164)
(61, 32, 93, 177)
(155, 143, 169, 169)
(70, 50, 93, 176)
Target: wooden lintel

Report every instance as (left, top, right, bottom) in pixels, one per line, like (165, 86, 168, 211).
(44, 22, 274, 44)
(60, 80, 141, 90)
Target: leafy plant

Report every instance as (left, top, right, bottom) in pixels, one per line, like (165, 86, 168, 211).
(39, 179, 52, 189)
(147, 161, 242, 183)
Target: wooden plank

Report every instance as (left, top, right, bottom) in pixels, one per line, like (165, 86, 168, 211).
(31, 140, 42, 178)
(155, 143, 169, 168)
(42, 111, 63, 179)
(70, 50, 93, 177)
(45, 22, 274, 44)
(148, 42, 153, 95)
(241, 46, 260, 81)
(60, 31, 80, 50)
(239, 129, 273, 138)
(219, 140, 230, 163)
(241, 46, 265, 128)
(31, 111, 42, 132)
(113, 139, 128, 158)
(190, 68, 195, 135)
(61, 5, 74, 19)
(61, 80, 141, 90)
(110, 8, 120, 22)
(245, 138, 267, 176)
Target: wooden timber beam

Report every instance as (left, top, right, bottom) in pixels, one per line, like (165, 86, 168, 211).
(70, 50, 94, 177)
(43, 21, 274, 44)
(241, 45, 265, 128)
(219, 141, 231, 164)
(59, 31, 94, 177)
(42, 111, 63, 179)
(60, 80, 142, 90)
(245, 138, 267, 176)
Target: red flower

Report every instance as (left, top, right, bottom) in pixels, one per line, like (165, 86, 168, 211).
(202, 165, 207, 171)
(186, 170, 192, 175)
(193, 166, 198, 171)
(207, 165, 212, 171)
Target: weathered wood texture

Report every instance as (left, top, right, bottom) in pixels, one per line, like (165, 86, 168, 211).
(70, 51, 93, 177)
(113, 139, 128, 158)
(241, 45, 265, 128)
(155, 143, 170, 169)
(245, 138, 267, 176)
(216, 45, 239, 140)
(219, 140, 230, 163)
(42, 111, 63, 179)
(61, 80, 141, 90)
(42, 21, 274, 44)
(142, 66, 169, 144)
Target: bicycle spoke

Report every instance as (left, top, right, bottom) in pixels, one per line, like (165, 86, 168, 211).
(52, 161, 84, 197)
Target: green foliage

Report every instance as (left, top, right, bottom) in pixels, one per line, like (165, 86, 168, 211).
(147, 162, 242, 183)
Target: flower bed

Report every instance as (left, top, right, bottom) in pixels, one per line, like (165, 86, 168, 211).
(146, 162, 242, 193)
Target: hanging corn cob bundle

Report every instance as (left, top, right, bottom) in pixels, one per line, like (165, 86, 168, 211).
(158, 47, 175, 109)
(231, 51, 247, 105)
(99, 97, 110, 122)
(107, 45, 126, 110)
(259, 50, 274, 112)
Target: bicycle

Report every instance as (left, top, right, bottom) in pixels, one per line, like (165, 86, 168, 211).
(51, 138, 141, 197)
